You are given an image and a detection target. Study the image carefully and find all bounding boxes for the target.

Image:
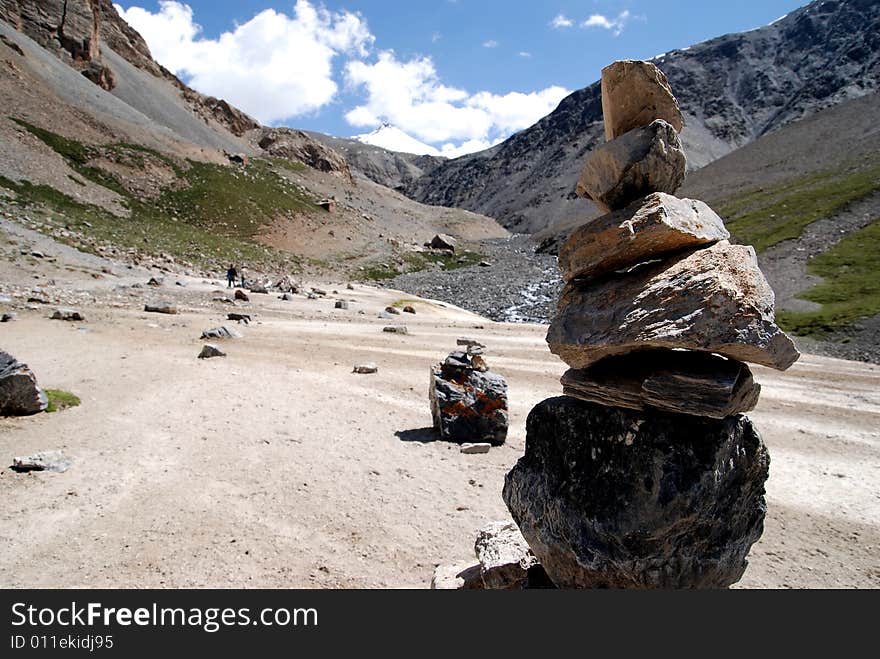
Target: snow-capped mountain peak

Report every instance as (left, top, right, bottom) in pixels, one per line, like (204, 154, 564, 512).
(353, 124, 441, 156)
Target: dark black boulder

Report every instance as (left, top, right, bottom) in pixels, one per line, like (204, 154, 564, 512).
(503, 396, 769, 589)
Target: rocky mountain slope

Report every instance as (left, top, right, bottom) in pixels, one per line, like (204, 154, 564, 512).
(0, 0, 505, 279)
(385, 0, 880, 235)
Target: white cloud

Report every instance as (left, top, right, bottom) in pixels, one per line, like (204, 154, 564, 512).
(344, 51, 569, 154)
(550, 14, 573, 29)
(519, 51, 532, 58)
(114, 0, 374, 124)
(582, 10, 631, 37)
(483, 39, 499, 48)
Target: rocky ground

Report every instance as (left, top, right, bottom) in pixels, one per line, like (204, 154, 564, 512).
(392, 232, 880, 365)
(1, 218, 877, 589)
(391, 235, 562, 325)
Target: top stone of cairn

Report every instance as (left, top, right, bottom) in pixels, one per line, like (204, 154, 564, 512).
(601, 60, 684, 141)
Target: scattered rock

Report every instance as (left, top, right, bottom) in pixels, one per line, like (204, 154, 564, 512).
(461, 443, 491, 454)
(249, 284, 269, 295)
(280, 293, 295, 301)
(144, 304, 178, 315)
(227, 313, 251, 324)
(11, 450, 72, 474)
(198, 344, 226, 359)
(601, 60, 684, 140)
(0, 351, 47, 416)
(51, 308, 84, 322)
(384, 306, 401, 315)
(403, 305, 416, 314)
(383, 326, 408, 335)
(147, 277, 164, 287)
(548, 241, 800, 370)
(346, 283, 355, 290)
(429, 352, 508, 445)
(576, 119, 686, 213)
(561, 350, 761, 419)
(353, 363, 378, 374)
(503, 396, 769, 589)
(430, 234, 458, 252)
(456, 338, 486, 349)
(474, 521, 540, 590)
(431, 563, 484, 590)
(200, 326, 243, 340)
(558, 192, 729, 281)
(311, 288, 328, 297)
(234, 290, 249, 302)
(1, 313, 17, 322)
(335, 300, 349, 310)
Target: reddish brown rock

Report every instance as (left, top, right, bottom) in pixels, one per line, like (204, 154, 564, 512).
(559, 193, 729, 281)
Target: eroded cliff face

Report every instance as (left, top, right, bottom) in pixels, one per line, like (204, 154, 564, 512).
(0, 0, 260, 134)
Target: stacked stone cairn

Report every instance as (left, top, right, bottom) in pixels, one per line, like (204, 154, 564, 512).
(502, 60, 801, 589)
(429, 339, 508, 446)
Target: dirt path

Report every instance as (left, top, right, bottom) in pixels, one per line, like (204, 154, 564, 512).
(0, 225, 878, 589)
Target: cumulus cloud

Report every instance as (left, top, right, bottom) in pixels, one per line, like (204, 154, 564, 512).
(582, 10, 632, 36)
(482, 39, 499, 48)
(550, 14, 573, 29)
(344, 51, 569, 153)
(114, 0, 374, 124)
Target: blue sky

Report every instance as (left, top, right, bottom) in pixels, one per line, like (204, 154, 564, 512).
(114, 0, 808, 155)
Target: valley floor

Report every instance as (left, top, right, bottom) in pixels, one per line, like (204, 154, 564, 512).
(0, 222, 878, 588)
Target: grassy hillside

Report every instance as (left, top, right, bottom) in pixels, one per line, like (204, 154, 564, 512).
(717, 159, 880, 252)
(777, 219, 880, 337)
(2, 118, 325, 273)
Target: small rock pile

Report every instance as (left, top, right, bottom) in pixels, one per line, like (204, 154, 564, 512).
(502, 60, 800, 589)
(429, 340, 508, 446)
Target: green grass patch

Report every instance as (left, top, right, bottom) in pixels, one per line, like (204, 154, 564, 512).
(718, 160, 880, 252)
(45, 389, 81, 413)
(391, 299, 422, 309)
(777, 218, 880, 337)
(2, 120, 326, 272)
(357, 249, 486, 282)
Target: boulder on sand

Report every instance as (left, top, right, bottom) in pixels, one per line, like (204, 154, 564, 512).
(198, 344, 226, 359)
(51, 308, 85, 322)
(576, 120, 686, 213)
(144, 304, 178, 315)
(503, 396, 770, 589)
(200, 326, 242, 340)
(12, 450, 72, 473)
(430, 234, 457, 252)
(600, 60, 684, 140)
(429, 351, 508, 446)
(547, 241, 800, 371)
(558, 192, 729, 282)
(0, 351, 48, 416)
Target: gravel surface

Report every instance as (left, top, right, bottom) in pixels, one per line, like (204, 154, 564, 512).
(391, 235, 562, 324)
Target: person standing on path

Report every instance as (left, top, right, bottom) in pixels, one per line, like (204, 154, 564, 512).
(226, 265, 238, 288)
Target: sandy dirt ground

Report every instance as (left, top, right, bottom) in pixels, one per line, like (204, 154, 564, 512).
(0, 224, 878, 589)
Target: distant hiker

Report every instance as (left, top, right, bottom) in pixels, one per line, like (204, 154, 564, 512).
(239, 266, 246, 288)
(226, 265, 237, 288)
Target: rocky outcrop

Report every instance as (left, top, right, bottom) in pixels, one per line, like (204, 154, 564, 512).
(0, 351, 48, 416)
(429, 350, 508, 445)
(558, 193, 728, 281)
(474, 521, 539, 590)
(503, 397, 770, 589)
(548, 241, 799, 370)
(257, 128, 352, 180)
